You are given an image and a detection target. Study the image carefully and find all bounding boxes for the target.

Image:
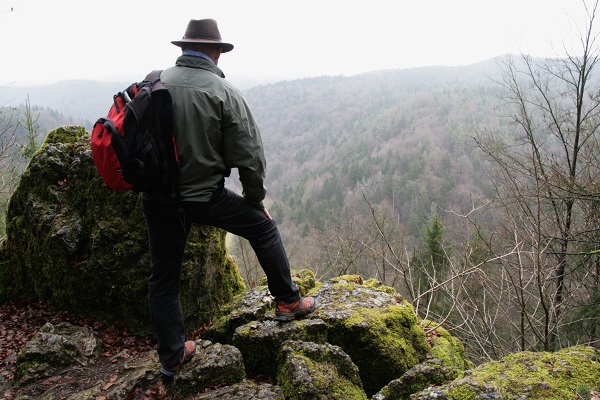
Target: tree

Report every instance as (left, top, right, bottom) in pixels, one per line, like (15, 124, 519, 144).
(410, 204, 450, 315)
(19, 95, 40, 159)
(422, 204, 448, 270)
(0, 106, 20, 236)
(227, 234, 262, 288)
(475, 0, 600, 351)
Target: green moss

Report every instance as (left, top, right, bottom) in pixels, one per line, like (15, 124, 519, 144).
(259, 268, 320, 296)
(278, 343, 366, 400)
(330, 274, 364, 284)
(43, 125, 86, 146)
(432, 346, 600, 399)
(422, 320, 472, 370)
(363, 278, 396, 295)
(181, 226, 246, 329)
(14, 360, 38, 384)
(473, 346, 600, 399)
(447, 383, 478, 400)
(329, 301, 429, 396)
(291, 269, 317, 296)
(310, 359, 366, 400)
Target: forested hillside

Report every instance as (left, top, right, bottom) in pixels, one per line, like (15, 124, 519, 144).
(1, 58, 506, 249)
(244, 60, 503, 247)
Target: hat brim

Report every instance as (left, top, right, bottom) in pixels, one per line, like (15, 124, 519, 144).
(171, 39, 234, 53)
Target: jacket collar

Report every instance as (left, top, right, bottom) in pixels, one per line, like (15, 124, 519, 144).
(175, 55, 225, 78)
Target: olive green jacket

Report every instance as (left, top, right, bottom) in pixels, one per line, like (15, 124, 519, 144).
(159, 55, 266, 206)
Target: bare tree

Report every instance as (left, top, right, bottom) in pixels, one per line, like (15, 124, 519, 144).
(475, 0, 600, 351)
(0, 106, 20, 236)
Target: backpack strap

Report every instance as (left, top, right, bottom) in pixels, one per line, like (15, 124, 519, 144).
(144, 69, 162, 84)
(144, 70, 182, 207)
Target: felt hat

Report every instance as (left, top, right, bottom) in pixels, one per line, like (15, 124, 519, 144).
(171, 19, 234, 53)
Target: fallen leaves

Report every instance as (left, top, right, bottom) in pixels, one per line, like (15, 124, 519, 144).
(0, 299, 155, 382)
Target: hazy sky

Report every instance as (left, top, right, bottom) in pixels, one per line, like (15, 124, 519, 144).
(0, 0, 591, 86)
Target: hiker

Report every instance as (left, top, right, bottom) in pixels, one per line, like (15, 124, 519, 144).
(141, 18, 317, 379)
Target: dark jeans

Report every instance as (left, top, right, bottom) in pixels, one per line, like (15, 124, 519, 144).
(142, 187, 300, 369)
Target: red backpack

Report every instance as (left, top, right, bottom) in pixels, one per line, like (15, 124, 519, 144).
(91, 70, 179, 194)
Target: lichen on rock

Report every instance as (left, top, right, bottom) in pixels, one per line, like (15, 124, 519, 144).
(205, 274, 469, 398)
(422, 320, 473, 371)
(14, 322, 100, 386)
(233, 318, 328, 376)
(413, 345, 600, 399)
(277, 340, 367, 400)
(0, 125, 245, 334)
(372, 358, 462, 400)
(317, 279, 430, 396)
(173, 340, 246, 398)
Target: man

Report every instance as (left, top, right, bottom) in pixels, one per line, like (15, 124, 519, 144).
(142, 18, 317, 379)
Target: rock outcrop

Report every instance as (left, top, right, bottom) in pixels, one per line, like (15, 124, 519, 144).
(9, 275, 599, 399)
(0, 126, 245, 334)
(14, 322, 100, 386)
(10, 274, 471, 399)
(412, 345, 600, 400)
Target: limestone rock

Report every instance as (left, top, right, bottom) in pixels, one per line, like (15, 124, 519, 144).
(412, 345, 600, 399)
(192, 380, 283, 400)
(103, 351, 160, 400)
(204, 286, 275, 345)
(277, 340, 367, 400)
(0, 126, 245, 334)
(207, 269, 320, 345)
(372, 358, 462, 400)
(316, 278, 430, 396)
(423, 321, 472, 371)
(232, 318, 327, 376)
(205, 275, 467, 397)
(173, 340, 245, 398)
(15, 322, 100, 386)
(9, 272, 596, 400)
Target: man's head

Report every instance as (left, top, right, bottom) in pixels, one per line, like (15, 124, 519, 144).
(181, 42, 223, 64)
(171, 19, 233, 53)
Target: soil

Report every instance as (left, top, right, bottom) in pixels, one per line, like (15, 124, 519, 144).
(0, 299, 176, 399)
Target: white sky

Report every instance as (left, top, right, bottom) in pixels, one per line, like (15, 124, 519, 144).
(0, 0, 591, 86)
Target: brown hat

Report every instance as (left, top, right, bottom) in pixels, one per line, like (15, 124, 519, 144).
(171, 19, 234, 53)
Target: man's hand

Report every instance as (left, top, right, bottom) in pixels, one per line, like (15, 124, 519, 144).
(263, 208, 273, 220)
(245, 199, 272, 220)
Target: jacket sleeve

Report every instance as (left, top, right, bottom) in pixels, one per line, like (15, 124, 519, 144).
(222, 94, 267, 208)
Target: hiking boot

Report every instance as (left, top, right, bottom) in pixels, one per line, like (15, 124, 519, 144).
(160, 340, 197, 378)
(275, 296, 317, 321)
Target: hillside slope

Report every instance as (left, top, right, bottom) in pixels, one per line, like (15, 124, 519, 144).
(1, 59, 507, 251)
(243, 60, 503, 244)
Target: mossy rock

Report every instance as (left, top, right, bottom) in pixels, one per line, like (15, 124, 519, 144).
(278, 340, 367, 400)
(207, 269, 319, 344)
(206, 273, 468, 396)
(330, 274, 364, 285)
(364, 278, 396, 295)
(317, 279, 431, 396)
(414, 345, 600, 399)
(258, 268, 320, 296)
(422, 320, 473, 370)
(15, 322, 100, 386)
(173, 341, 246, 398)
(373, 358, 463, 400)
(0, 126, 245, 333)
(203, 286, 275, 345)
(232, 319, 328, 376)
